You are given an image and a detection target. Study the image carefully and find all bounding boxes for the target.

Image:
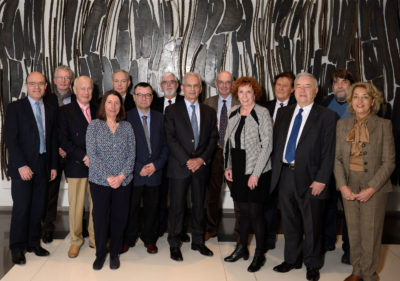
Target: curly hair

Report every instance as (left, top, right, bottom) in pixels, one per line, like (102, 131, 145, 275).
(346, 82, 383, 115)
(232, 77, 262, 101)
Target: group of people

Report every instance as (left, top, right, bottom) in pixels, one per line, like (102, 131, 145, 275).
(4, 65, 394, 281)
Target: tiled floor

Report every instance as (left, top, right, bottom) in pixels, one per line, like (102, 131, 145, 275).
(2, 235, 400, 281)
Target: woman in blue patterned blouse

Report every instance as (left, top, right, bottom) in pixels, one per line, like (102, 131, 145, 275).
(86, 90, 135, 270)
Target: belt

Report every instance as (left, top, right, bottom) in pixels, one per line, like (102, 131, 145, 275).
(282, 162, 295, 170)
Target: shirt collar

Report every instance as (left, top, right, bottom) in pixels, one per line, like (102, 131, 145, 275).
(218, 94, 232, 103)
(76, 100, 90, 110)
(28, 96, 43, 105)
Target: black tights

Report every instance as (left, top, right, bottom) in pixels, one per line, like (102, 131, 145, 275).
(238, 202, 265, 252)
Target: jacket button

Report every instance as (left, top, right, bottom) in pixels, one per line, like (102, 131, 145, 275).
(362, 143, 366, 147)
(192, 139, 194, 143)
(364, 162, 368, 165)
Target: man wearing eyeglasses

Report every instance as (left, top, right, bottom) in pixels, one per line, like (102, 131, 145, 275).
(123, 82, 168, 255)
(203, 71, 240, 242)
(5, 72, 58, 265)
(165, 72, 218, 261)
(112, 70, 135, 111)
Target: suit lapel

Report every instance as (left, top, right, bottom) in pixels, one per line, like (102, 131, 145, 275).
(177, 100, 194, 139)
(73, 101, 89, 125)
(199, 104, 206, 144)
(23, 98, 40, 138)
(278, 105, 295, 153)
(367, 114, 378, 136)
(297, 104, 319, 147)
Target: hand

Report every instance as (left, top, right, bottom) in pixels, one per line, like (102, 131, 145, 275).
(83, 155, 89, 167)
(59, 147, 67, 158)
(247, 174, 259, 190)
(139, 166, 149, 177)
(354, 187, 376, 203)
(224, 169, 233, 182)
(143, 163, 156, 177)
(19, 166, 33, 181)
(107, 174, 125, 189)
(186, 158, 203, 173)
(339, 185, 356, 200)
(309, 181, 326, 196)
(50, 169, 57, 181)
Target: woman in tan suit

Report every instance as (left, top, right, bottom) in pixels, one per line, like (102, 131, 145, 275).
(334, 82, 395, 281)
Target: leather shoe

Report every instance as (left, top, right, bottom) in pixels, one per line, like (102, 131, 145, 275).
(204, 232, 217, 241)
(344, 274, 363, 281)
(306, 268, 320, 281)
(341, 252, 350, 265)
(145, 244, 158, 254)
(11, 251, 26, 265)
(191, 244, 213, 256)
(224, 244, 249, 262)
(273, 261, 302, 273)
(110, 256, 120, 270)
(170, 247, 183, 261)
(68, 245, 80, 258)
(89, 242, 95, 249)
(247, 254, 266, 272)
(27, 246, 49, 256)
(180, 233, 190, 243)
(42, 232, 53, 244)
(120, 244, 130, 254)
(93, 256, 105, 270)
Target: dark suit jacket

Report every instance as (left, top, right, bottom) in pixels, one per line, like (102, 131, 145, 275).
(43, 91, 76, 108)
(58, 100, 97, 178)
(265, 95, 296, 118)
(164, 99, 218, 179)
(4, 97, 58, 178)
(127, 108, 168, 186)
(124, 93, 135, 112)
(270, 103, 337, 199)
(151, 94, 184, 114)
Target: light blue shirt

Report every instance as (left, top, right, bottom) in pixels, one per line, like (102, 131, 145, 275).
(27, 96, 46, 137)
(184, 98, 200, 133)
(138, 110, 151, 139)
(217, 94, 232, 125)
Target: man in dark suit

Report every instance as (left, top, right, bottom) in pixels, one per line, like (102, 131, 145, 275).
(203, 71, 240, 241)
(123, 82, 168, 254)
(5, 72, 58, 265)
(42, 65, 75, 243)
(264, 71, 296, 251)
(165, 72, 218, 261)
(112, 69, 135, 111)
(271, 72, 336, 281)
(59, 76, 96, 258)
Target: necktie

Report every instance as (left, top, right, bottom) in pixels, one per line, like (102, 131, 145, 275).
(168, 100, 172, 105)
(35, 102, 46, 153)
(280, 103, 284, 108)
(84, 107, 91, 123)
(218, 100, 228, 146)
(142, 115, 152, 155)
(285, 108, 303, 163)
(191, 104, 199, 149)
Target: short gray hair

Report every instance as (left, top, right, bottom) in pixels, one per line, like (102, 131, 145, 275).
(160, 72, 178, 83)
(182, 72, 202, 85)
(295, 72, 318, 89)
(54, 65, 74, 78)
(112, 69, 129, 80)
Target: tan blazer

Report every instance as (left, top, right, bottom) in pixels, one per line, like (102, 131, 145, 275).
(334, 114, 395, 193)
(203, 94, 240, 112)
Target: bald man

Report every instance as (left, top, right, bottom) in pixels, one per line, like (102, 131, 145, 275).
(5, 72, 58, 265)
(59, 76, 96, 258)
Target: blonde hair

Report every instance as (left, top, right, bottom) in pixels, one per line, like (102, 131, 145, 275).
(346, 82, 383, 115)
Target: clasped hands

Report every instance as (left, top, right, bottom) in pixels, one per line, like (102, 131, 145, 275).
(339, 185, 376, 203)
(107, 174, 125, 189)
(139, 163, 156, 177)
(186, 158, 204, 173)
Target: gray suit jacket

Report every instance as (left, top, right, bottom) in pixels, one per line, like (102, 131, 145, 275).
(334, 114, 395, 193)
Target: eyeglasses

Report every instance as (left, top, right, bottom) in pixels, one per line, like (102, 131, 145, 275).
(183, 84, 201, 89)
(134, 93, 153, 99)
(113, 79, 129, 83)
(55, 76, 72, 81)
(27, 82, 46, 87)
(161, 80, 177, 85)
(216, 80, 232, 86)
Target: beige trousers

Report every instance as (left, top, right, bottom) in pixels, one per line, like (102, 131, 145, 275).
(67, 177, 95, 246)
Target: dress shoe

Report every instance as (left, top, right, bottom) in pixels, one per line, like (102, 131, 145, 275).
(224, 244, 249, 262)
(27, 246, 50, 256)
(204, 232, 217, 241)
(110, 256, 120, 270)
(306, 268, 320, 281)
(273, 261, 302, 273)
(191, 244, 213, 256)
(341, 252, 350, 265)
(170, 247, 183, 261)
(93, 256, 106, 270)
(180, 233, 190, 243)
(120, 244, 130, 254)
(145, 244, 158, 254)
(344, 274, 363, 281)
(11, 251, 26, 265)
(89, 242, 96, 248)
(68, 245, 80, 258)
(42, 232, 53, 244)
(247, 253, 266, 272)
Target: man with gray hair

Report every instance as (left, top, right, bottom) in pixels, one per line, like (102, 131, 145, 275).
(112, 69, 135, 111)
(270, 72, 337, 281)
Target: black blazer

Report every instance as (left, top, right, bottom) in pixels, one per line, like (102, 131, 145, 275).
(270, 103, 337, 199)
(58, 100, 97, 178)
(4, 97, 58, 178)
(43, 91, 76, 108)
(151, 94, 184, 114)
(164, 99, 218, 179)
(124, 93, 135, 112)
(265, 95, 296, 118)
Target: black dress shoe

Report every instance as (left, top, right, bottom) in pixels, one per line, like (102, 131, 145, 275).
(180, 233, 190, 243)
(42, 232, 53, 244)
(170, 247, 183, 261)
(224, 244, 249, 262)
(12, 251, 26, 265)
(247, 254, 266, 272)
(306, 268, 320, 281)
(110, 256, 120, 270)
(27, 246, 50, 256)
(273, 261, 302, 273)
(191, 244, 213, 256)
(341, 252, 350, 265)
(93, 256, 106, 270)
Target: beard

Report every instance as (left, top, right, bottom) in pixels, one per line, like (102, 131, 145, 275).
(334, 89, 347, 102)
(164, 90, 176, 98)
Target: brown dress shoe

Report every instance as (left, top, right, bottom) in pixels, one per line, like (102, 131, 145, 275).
(68, 245, 81, 258)
(145, 244, 158, 254)
(204, 232, 217, 241)
(344, 274, 362, 281)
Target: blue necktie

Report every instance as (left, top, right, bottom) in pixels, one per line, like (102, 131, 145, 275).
(35, 101, 46, 154)
(191, 104, 199, 149)
(285, 108, 303, 163)
(218, 100, 228, 147)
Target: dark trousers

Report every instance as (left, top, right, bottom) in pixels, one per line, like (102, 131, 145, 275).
(238, 202, 265, 252)
(168, 174, 205, 247)
(264, 189, 278, 249)
(10, 155, 47, 252)
(124, 185, 160, 245)
(90, 182, 131, 258)
(279, 166, 326, 269)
